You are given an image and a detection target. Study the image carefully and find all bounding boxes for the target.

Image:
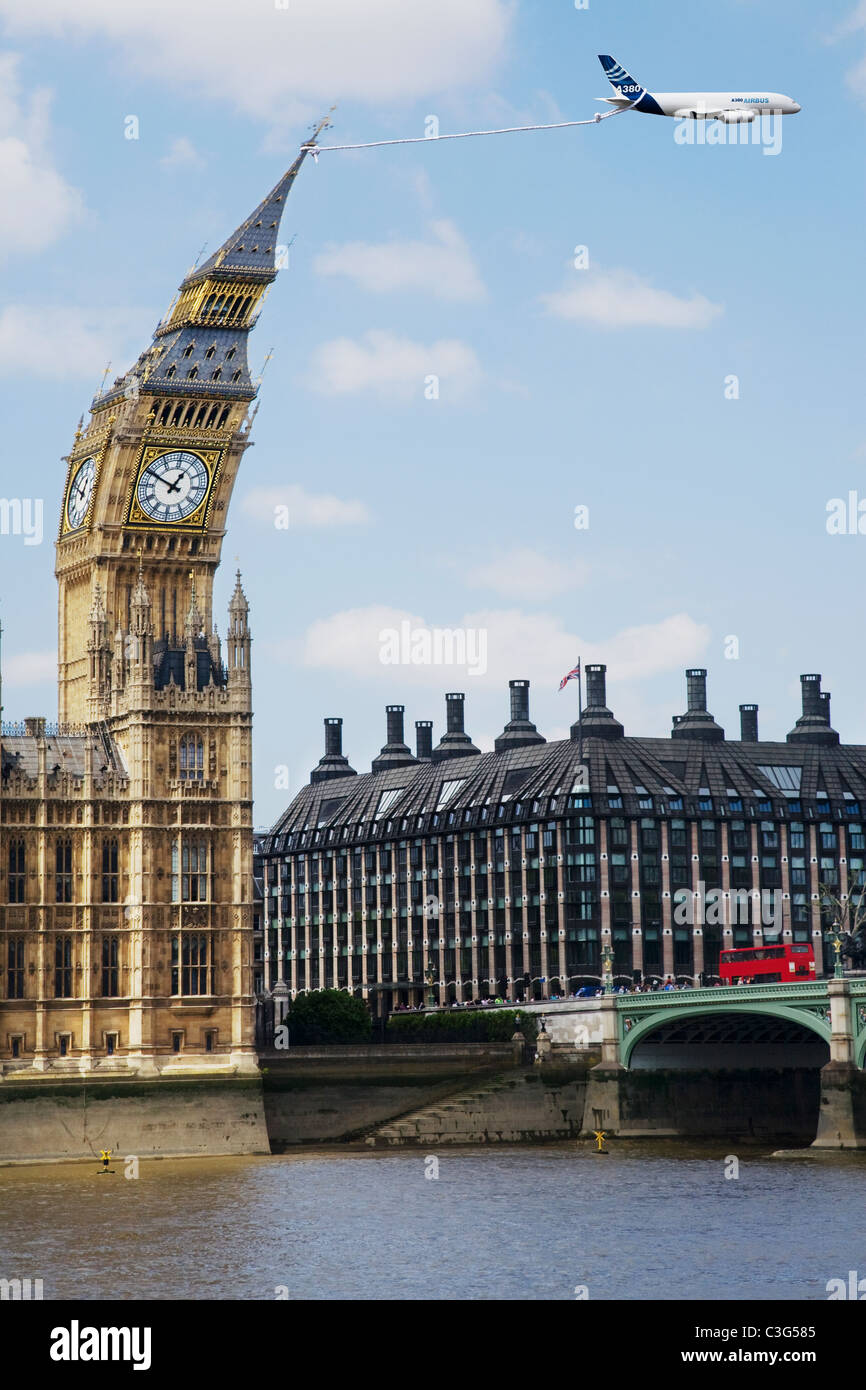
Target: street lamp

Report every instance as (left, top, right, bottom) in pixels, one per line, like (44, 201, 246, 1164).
(827, 922, 845, 980)
(601, 941, 614, 995)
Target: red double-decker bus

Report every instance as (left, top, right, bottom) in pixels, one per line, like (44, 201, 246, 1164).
(719, 942, 816, 985)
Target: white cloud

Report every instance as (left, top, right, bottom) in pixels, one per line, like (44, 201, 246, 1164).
(307, 329, 481, 398)
(467, 548, 589, 600)
(0, 305, 154, 379)
(5, 650, 55, 685)
(301, 604, 711, 688)
(241, 484, 371, 528)
(541, 268, 723, 330)
(0, 0, 512, 122)
(0, 52, 83, 257)
(313, 220, 485, 302)
(160, 136, 204, 170)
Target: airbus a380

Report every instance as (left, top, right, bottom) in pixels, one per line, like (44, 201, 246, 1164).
(598, 54, 801, 122)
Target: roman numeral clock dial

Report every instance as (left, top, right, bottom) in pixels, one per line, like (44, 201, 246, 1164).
(126, 447, 220, 530)
(65, 456, 96, 530)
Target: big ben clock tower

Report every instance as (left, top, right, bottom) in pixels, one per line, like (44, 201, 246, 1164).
(0, 124, 330, 1086)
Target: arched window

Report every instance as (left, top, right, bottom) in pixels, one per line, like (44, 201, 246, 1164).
(179, 734, 204, 782)
(195, 405, 208, 427)
(217, 407, 230, 428)
(182, 343, 195, 358)
(211, 368, 222, 381)
(225, 347, 236, 361)
(231, 370, 242, 383)
(160, 402, 172, 424)
(204, 345, 216, 359)
(186, 367, 198, 380)
(166, 365, 177, 380)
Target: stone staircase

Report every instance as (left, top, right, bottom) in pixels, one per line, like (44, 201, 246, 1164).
(365, 1070, 585, 1146)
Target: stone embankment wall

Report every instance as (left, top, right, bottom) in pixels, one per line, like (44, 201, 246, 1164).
(0, 1078, 270, 1165)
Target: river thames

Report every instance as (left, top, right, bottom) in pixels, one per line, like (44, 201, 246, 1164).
(1, 1145, 863, 1301)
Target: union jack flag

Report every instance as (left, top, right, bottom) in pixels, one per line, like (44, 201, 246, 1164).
(559, 661, 581, 692)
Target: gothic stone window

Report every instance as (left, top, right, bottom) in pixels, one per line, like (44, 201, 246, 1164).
(179, 734, 204, 782)
(55, 937, 73, 998)
(8, 838, 25, 903)
(102, 838, 119, 902)
(55, 838, 73, 903)
(6, 937, 25, 999)
(172, 838, 210, 902)
(171, 933, 211, 996)
(101, 936, 120, 997)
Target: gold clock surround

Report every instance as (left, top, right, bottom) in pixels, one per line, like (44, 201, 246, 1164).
(125, 442, 223, 532)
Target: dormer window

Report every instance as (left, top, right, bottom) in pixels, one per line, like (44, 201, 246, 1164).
(204, 346, 215, 359)
(225, 348, 236, 360)
(166, 366, 176, 379)
(182, 344, 195, 358)
(211, 368, 222, 381)
(255, 220, 262, 228)
(187, 367, 198, 380)
(231, 370, 242, 382)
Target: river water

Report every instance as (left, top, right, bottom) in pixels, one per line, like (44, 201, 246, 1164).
(0, 1145, 863, 1301)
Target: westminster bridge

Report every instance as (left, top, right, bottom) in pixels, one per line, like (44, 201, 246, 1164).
(521, 978, 866, 1148)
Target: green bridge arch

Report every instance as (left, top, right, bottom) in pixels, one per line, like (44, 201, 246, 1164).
(619, 1000, 832, 1068)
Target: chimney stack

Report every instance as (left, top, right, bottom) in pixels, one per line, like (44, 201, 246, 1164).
(432, 693, 481, 764)
(739, 704, 759, 743)
(787, 674, 839, 746)
(310, 717, 357, 784)
(372, 704, 418, 773)
(415, 720, 433, 761)
(494, 679, 546, 753)
(671, 668, 724, 742)
(572, 663, 624, 742)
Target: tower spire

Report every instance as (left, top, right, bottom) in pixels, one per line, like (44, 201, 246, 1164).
(93, 121, 331, 413)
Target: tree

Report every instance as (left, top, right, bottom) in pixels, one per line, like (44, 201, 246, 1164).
(819, 868, 866, 968)
(283, 989, 372, 1044)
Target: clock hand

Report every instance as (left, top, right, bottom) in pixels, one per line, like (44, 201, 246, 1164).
(163, 472, 183, 494)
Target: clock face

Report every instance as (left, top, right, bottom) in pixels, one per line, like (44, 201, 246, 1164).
(136, 450, 210, 523)
(67, 456, 96, 529)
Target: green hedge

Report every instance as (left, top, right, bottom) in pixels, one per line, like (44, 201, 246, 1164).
(283, 989, 373, 1044)
(386, 1009, 537, 1045)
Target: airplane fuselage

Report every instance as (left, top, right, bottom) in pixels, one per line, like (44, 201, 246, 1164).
(630, 89, 801, 119)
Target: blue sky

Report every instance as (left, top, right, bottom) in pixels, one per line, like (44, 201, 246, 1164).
(0, 0, 864, 826)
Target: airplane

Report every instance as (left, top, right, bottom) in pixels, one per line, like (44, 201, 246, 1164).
(598, 54, 801, 122)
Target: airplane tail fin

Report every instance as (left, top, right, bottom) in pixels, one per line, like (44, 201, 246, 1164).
(598, 55, 646, 101)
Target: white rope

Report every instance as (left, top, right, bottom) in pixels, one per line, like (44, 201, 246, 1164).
(301, 101, 637, 156)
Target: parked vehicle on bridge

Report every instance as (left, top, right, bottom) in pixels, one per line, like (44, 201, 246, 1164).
(719, 942, 815, 986)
